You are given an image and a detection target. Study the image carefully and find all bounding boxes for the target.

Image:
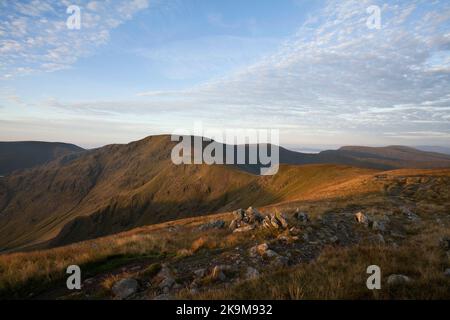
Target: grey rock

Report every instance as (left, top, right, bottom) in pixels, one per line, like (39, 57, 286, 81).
(156, 265, 176, 290)
(245, 207, 264, 223)
(211, 265, 227, 281)
(277, 213, 289, 228)
(245, 267, 260, 279)
(355, 212, 369, 226)
(439, 237, 450, 251)
(444, 268, 450, 277)
(329, 236, 339, 244)
(270, 214, 281, 229)
(272, 255, 289, 267)
(295, 211, 310, 223)
(264, 249, 279, 259)
(249, 243, 269, 257)
(200, 220, 226, 230)
(371, 220, 386, 232)
(194, 268, 206, 278)
(112, 278, 139, 299)
(387, 274, 411, 286)
(233, 225, 255, 233)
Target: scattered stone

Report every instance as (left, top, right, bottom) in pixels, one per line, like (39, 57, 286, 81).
(329, 236, 339, 244)
(199, 220, 226, 230)
(295, 210, 310, 223)
(355, 212, 369, 226)
(264, 249, 279, 259)
(272, 255, 289, 267)
(387, 274, 411, 286)
(194, 268, 206, 278)
(249, 243, 269, 257)
(155, 265, 176, 291)
(276, 213, 289, 228)
(211, 265, 228, 281)
(245, 267, 260, 279)
(439, 237, 450, 251)
(245, 207, 264, 223)
(371, 220, 386, 232)
(112, 278, 139, 299)
(402, 207, 421, 222)
(83, 278, 95, 286)
(229, 219, 238, 230)
(233, 225, 255, 233)
(270, 214, 281, 229)
(233, 209, 245, 221)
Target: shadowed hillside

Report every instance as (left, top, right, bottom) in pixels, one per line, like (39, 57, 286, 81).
(0, 141, 84, 176)
(0, 135, 374, 252)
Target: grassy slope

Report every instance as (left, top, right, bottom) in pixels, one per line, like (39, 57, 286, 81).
(0, 167, 449, 299)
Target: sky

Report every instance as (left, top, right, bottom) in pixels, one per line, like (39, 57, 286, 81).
(0, 0, 449, 149)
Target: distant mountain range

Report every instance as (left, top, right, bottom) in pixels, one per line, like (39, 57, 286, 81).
(1, 135, 450, 252)
(0, 141, 84, 176)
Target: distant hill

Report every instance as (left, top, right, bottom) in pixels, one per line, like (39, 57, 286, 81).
(416, 145, 450, 155)
(273, 144, 450, 173)
(0, 141, 84, 176)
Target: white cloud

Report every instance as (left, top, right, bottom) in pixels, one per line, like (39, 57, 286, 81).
(134, 0, 450, 144)
(0, 0, 150, 79)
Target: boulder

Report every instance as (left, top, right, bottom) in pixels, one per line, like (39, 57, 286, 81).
(387, 274, 411, 286)
(444, 269, 450, 277)
(112, 278, 139, 299)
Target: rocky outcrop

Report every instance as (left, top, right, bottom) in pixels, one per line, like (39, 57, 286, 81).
(112, 278, 139, 299)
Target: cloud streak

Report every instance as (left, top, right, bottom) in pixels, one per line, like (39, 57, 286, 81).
(0, 0, 151, 78)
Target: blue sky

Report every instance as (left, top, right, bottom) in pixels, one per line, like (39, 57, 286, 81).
(0, 0, 449, 149)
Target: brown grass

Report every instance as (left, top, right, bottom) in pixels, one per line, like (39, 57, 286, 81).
(179, 226, 450, 300)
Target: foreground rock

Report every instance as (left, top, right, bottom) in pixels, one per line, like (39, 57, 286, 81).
(112, 278, 139, 299)
(245, 267, 260, 279)
(355, 212, 369, 226)
(229, 207, 263, 232)
(387, 274, 411, 286)
(199, 220, 226, 230)
(154, 265, 176, 293)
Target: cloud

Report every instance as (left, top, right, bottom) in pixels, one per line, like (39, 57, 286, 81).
(134, 0, 450, 144)
(2, 0, 450, 147)
(0, 0, 151, 79)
